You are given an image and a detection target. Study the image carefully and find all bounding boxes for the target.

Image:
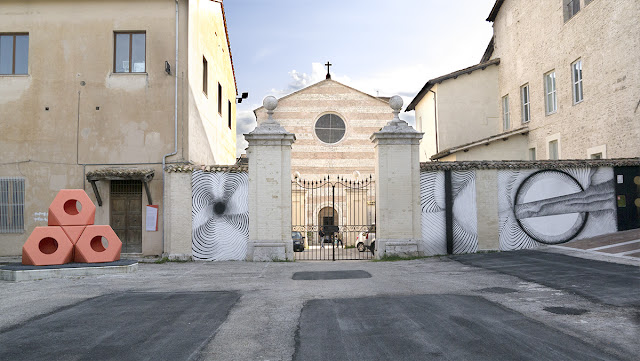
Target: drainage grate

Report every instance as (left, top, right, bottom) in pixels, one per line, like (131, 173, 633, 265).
(543, 306, 588, 315)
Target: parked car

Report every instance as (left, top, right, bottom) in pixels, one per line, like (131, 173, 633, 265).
(355, 224, 376, 252)
(292, 231, 305, 252)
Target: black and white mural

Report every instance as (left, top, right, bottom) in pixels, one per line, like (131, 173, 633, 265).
(498, 167, 616, 250)
(420, 170, 478, 255)
(192, 171, 249, 260)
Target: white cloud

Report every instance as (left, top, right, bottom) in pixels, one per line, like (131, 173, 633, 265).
(235, 108, 257, 157)
(287, 62, 326, 91)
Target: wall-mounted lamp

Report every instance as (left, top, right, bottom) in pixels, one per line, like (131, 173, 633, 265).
(165, 61, 171, 75)
(236, 92, 249, 103)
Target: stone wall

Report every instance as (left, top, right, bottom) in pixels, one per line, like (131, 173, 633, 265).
(164, 164, 248, 261)
(490, 0, 640, 159)
(420, 159, 639, 254)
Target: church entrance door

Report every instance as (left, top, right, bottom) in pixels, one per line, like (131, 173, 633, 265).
(292, 176, 375, 261)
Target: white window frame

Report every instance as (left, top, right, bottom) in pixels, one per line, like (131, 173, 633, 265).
(502, 95, 510, 131)
(587, 144, 607, 159)
(544, 70, 557, 115)
(572, 59, 583, 104)
(528, 147, 537, 161)
(520, 84, 530, 123)
(546, 134, 561, 160)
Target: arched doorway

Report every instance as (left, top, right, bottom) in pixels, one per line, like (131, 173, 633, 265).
(318, 206, 337, 227)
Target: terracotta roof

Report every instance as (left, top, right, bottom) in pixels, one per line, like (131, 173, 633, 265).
(405, 58, 500, 112)
(486, 0, 505, 22)
(431, 126, 529, 160)
(212, 0, 237, 95)
(165, 164, 248, 173)
(421, 158, 640, 171)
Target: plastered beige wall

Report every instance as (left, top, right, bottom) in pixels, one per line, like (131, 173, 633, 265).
(255, 80, 392, 180)
(475, 169, 500, 250)
(447, 134, 529, 161)
(164, 171, 192, 258)
(0, 0, 235, 256)
(415, 65, 501, 161)
(187, 0, 237, 166)
(491, 0, 640, 159)
(415, 86, 438, 162)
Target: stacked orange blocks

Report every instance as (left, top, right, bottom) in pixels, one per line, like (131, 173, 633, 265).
(22, 189, 122, 266)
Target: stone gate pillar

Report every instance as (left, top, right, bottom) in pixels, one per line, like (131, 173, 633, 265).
(371, 96, 424, 259)
(244, 96, 296, 261)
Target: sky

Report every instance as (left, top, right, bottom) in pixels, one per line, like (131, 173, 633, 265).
(224, 0, 497, 156)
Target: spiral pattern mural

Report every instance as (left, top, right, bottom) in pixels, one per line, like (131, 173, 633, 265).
(192, 171, 249, 260)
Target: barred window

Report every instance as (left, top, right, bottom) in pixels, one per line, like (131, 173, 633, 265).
(0, 178, 25, 233)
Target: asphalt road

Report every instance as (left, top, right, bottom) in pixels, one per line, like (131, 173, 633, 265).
(295, 294, 623, 361)
(453, 250, 640, 307)
(0, 249, 637, 360)
(0, 292, 239, 361)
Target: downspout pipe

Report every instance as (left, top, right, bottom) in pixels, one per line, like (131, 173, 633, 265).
(429, 89, 439, 154)
(162, 0, 179, 256)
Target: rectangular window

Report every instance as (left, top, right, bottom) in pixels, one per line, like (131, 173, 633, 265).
(228, 100, 232, 129)
(544, 71, 557, 115)
(502, 95, 510, 131)
(114, 32, 146, 73)
(203, 56, 208, 96)
(572, 59, 583, 104)
(529, 148, 536, 161)
(0, 178, 25, 233)
(218, 83, 222, 115)
(590, 153, 602, 159)
(564, 0, 580, 22)
(549, 140, 559, 160)
(521, 84, 530, 123)
(0, 34, 29, 75)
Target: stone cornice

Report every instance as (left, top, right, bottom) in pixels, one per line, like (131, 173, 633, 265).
(164, 164, 248, 173)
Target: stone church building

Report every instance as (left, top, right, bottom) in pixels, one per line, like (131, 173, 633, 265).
(253, 76, 393, 253)
(254, 78, 392, 180)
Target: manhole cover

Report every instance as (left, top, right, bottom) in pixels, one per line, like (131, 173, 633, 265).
(478, 287, 518, 294)
(543, 306, 588, 315)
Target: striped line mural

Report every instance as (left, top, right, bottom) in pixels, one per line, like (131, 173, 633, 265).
(420, 170, 478, 255)
(498, 167, 616, 250)
(192, 171, 249, 260)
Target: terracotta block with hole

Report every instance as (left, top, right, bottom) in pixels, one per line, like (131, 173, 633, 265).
(22, 227, 74, 266)
(61, 226, 86, 245)
(74, 225, 122, 263)
(48, 189, 96, 226)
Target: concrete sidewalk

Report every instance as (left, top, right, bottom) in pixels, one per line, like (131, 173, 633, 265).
(547, 229, 640, 264)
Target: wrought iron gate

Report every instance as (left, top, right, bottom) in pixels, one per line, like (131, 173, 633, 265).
(292, 176, 376, 261)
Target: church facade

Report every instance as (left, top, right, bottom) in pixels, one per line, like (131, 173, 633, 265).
(254, 79, 392, 180)
(253, 78, 392, 255)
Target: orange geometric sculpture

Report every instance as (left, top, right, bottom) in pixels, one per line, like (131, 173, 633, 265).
(22, 227, 74, 266)
(61, 226, 87, 245)
(48, 189, 96, 226)
(74, 225, 122, 263)
(22, 189, 122, 265)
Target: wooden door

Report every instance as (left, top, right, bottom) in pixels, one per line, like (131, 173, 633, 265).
(110, 180, 142, 253)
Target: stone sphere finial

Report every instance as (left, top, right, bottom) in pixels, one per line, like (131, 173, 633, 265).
(263, 96, 278, 111)
(389, 95, 403, 112)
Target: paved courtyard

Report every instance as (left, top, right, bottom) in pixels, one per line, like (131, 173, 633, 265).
(0, 249, 638, 360)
